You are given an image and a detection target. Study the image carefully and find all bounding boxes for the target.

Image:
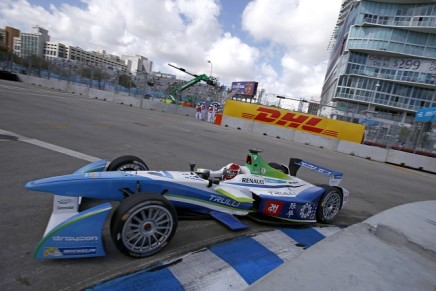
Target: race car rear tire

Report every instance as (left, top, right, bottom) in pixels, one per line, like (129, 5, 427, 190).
(107, 155, 149, 171)
(316, 186, 342, 224)
(110, 193, 177, 258)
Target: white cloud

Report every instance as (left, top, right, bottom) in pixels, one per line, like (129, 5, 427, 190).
(0, 0, 342, 100)
(208, 33, 260, 82)
(241, 0, 342, 99)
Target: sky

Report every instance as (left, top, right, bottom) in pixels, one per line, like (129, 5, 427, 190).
(0, 0, 342, 108)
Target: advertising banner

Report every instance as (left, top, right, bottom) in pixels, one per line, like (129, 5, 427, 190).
(231, 81, 258, 96)
(415, 107, 436, 122)
(223, 100, 365, 143)
(366, 55, 436, 74)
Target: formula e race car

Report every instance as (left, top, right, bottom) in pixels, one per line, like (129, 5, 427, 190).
(25, 149, 349, 259)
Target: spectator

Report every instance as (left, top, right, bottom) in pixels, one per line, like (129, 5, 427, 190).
(200, 102, 206, 120)
(207, 104, 215, 123)
(195, 103, 202, 120)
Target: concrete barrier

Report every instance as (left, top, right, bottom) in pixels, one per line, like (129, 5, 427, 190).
(248, 201, 436, 291)
(252, 121, 295, 141)
(16, 74, 435, 173)
(221, 115, 434, 172)
(65, 83, 90, 96)
(222, 115, 254, 132)
(293, 130, 340, 151)
(89, 88, 114, 101)
(387, 150, 436, 173)
(113, 92, 140, 107)
(337, 140, 388, 162)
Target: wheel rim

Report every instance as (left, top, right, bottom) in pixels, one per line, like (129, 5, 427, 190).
(122, 205, 174, 254)
(117, 162, 147, 171)
(322, 192, 341, 221)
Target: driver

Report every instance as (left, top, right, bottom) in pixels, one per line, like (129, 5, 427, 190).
(222, 163, 241, 180)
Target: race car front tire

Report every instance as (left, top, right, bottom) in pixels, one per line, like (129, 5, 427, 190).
(107, 155, 149, 171)
(316, 186, 342, 224)
(110, 193, 177, 258)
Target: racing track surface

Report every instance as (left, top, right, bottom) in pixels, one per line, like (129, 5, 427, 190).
(1, 79, 435, 290)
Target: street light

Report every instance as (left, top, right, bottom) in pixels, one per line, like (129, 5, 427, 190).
(367, 82, 380, 110)
(276, 95, 285, 108)
(207, 60, 213, 77)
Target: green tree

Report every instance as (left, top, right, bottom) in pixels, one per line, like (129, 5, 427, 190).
(118, 74, 136, 89)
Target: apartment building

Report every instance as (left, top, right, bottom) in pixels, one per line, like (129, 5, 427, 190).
(321, 0, 435, 126)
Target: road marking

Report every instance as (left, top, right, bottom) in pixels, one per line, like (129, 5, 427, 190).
(89, 226, 343, 290)
(0, 129, 100, 162)
(170, 249, 249, 290)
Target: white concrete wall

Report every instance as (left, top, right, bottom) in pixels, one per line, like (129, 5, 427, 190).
(65, 83, 90, 96)
(337, 141, 388, 162)
(89, 88, 114, 101)
(17, 74, 435, 173)
(387, 150, 436, 172)
(222, 115, 435, 173)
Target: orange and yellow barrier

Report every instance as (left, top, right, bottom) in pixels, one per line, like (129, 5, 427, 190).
(223, 100, 364, 143)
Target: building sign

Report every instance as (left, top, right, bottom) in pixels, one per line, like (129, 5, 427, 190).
(223, 100, 365, 143)
(415, 107, 436, 122)
(231, 81, 258, 96)
(366, 55, 436, 74)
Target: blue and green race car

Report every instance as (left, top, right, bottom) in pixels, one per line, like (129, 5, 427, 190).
(25, 149, 349, 259)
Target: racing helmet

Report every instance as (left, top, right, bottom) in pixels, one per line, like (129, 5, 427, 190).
(223, 163, 240, 180)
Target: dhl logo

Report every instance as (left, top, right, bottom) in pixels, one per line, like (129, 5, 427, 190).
(241, 107, 338, 137)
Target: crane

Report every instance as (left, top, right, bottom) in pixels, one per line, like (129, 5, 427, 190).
(164, 64, 218, 104)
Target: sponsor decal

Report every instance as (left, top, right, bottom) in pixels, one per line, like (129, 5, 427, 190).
(58, 198, 74, 205)
(263, 200, 284, 217)
(223, 100, 366, 143)
(43, 247, 97, 257)
(182, 173, 203, 181)
(241, 177, 265, 184)
(52, 236, 98, 242)
(55, 197, 77, 210)
(61, 247, 97, 255)
(266, 190, 296, 197)
(209, 194, 240, 208)
(264, 178, 288, 184)
(250, 107, 334, 136)
(56, 206, 75, 210)
(147, 171, 174, 179)
(288, 181, 303, 186)
(300, 161, 332, 176)
(285, 202, 297, 218)
(300, 203, 314, 219)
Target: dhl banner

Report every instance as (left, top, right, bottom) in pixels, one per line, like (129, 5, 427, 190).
(223, 100, 365, 143)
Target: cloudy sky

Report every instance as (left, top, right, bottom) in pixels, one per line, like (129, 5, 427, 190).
(0, 0, 342, 106)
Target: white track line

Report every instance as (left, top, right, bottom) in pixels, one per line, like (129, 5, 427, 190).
(0, 129, 100, 162)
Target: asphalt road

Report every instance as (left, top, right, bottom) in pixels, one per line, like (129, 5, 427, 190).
(0, 80, 435, 290)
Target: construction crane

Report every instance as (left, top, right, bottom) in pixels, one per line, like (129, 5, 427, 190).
(164, 64, 218, 104)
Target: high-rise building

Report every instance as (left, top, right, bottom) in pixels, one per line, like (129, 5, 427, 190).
(121, 54, 153, 75)
(14, 25, 50, 58)
(0, 26, 20, 52)
(5, 27, 20, 52)
(44, 42, 67, 60)
(0, 29, 5, 50)
(321, 0, 435, 127)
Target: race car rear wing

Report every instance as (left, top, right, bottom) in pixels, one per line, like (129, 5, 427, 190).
(288, 158, 343, 186)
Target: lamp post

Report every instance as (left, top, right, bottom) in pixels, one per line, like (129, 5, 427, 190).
(207, 60, 213, 77)
(276, 95, 285, 108)
(367, 82, 380, 111)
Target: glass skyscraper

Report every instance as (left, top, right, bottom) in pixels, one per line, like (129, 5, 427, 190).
(321, 0, 435, 127)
